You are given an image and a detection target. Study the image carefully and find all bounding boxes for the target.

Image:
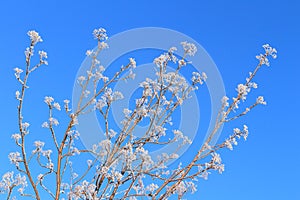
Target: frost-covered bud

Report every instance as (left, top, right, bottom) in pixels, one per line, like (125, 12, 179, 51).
(8, 152, 22, 167)
(71, 147, 80, 155)
(34, 141, 45, 150)
(225, 139, 233, 150)
(168, 47, 177, 53)
(42, 150, 52, 158)
(154, 54, 168, 66)
(11, 134, 21, 143)
(99, 41, 109, 49)
(211, 153, 222, 164)
(44, 96, 54, 105)
(221, 96, 229, 107)
(41, 122, 49, 128)
(49, 117, 59, 126)
(37, 174, 44, 182)
(53, 102, 61, 110)
(233, 128, 241, 135)
(38, 50, 48, 65)
(216, 164, 225, 174)
(248, 82, 258, 89)
(202, 171, 210, 180)
(256, 96, 267, 105)
(15, 91, 21, 100)
(86, 50, 93, 56)
(27, 30, 43, 44)
(93, 28, 108, 41)
(178, 59, 187, 67)
(63, 99, 71, 112)
(263, 44, 277, 59)
(113, 91, 124, 101)
(22, 122, 30, 129)
(129, 58, 136, 68)
(24, 47, 33, 58)
(123, 108, 132, 117)
(64, 99, 70, 104)
(46, 162, 54, 171)
(243, 125, 249, 140)
(256, 54, 270, 66)
(14, 68, 23, 79)
(38, 50, 47, 59)
(95, 99, 106, 110)
(77, 76, 86, 84)
(181, 41, 197, 56)
(237, 84, 247, 94)
(191, 72, 207, 85)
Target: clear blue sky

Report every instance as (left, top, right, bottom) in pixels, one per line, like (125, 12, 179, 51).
(0, 0, 299, 199)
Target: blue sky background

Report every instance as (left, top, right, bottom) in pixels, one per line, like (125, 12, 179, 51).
(0, 0, 299, 199)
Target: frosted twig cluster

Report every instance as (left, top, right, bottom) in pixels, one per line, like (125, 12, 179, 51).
(0, 28, 277, 200)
